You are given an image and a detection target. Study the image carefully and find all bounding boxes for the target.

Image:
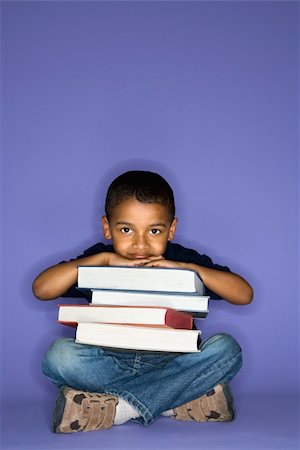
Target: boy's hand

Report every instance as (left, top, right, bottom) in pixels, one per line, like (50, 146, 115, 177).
(143, 258, 183, 269)
(106, 253, 164, 267)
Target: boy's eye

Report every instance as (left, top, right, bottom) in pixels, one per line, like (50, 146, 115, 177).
(120, 227, 132, 234)
(149, 228, 161, 235)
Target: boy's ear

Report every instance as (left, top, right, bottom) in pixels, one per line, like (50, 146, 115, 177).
(101, 215, 112, 240)
(168, 218, 178, 241)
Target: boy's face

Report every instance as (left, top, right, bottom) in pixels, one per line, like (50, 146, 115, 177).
(102, 198, 177, 260)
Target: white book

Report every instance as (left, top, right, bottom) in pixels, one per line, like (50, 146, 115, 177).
(76, 322, 201, 353)
(90, 289, 209, 318)
(77, 266, 205, 294)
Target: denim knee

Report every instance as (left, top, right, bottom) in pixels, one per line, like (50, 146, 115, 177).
(42, 338, 76, 382)
(206, 333, 241, 352)
(201, 333, 242, 363)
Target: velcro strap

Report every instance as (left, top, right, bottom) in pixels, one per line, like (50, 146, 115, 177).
(83, 395, 117, 431)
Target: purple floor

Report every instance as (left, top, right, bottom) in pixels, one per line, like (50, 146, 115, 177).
(2, 395, 299, 450)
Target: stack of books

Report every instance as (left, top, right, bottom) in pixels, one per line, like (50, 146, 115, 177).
(58, 266, 210, 353)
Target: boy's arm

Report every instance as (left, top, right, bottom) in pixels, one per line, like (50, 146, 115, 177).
(188, 263, 253, 305)
(144, 259, 253, 305)
(32, 252, 156, 301)
(32, 253, 110, 301)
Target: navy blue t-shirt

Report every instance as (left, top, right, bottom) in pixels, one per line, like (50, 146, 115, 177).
(61, 241, 230, 301)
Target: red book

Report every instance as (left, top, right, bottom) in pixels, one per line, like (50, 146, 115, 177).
(58, 304, 193, 329)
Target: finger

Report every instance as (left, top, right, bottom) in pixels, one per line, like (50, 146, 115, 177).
(143, 261, 163, 267)
(147, 255, 165, 261)
(132, 259, 152, 266)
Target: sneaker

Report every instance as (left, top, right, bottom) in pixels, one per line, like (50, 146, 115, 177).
(173, 383, 234, 422)
(53, 387, 119, 433)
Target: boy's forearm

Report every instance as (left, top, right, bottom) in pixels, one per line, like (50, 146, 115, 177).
(179, 262, 253, 305)
(32, 252, 110, 301)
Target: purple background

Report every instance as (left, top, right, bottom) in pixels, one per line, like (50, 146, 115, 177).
(1, 1, 299, 449)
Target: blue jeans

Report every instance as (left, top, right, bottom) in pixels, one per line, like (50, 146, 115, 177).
(42, 333, 242, 426)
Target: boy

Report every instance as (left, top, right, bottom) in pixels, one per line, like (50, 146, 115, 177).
(33, 170, 253, 433)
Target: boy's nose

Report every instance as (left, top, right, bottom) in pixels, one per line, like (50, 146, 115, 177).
(132, 234, 148, 250)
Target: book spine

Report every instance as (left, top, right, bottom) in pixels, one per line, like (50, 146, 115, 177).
(165, 310, 193, 329)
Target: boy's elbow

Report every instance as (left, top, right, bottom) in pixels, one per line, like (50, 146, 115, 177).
(32, 278, 56, 301)
(241, 285, 254, 305)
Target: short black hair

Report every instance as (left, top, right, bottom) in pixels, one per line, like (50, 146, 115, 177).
(105, 170, 175, 222)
